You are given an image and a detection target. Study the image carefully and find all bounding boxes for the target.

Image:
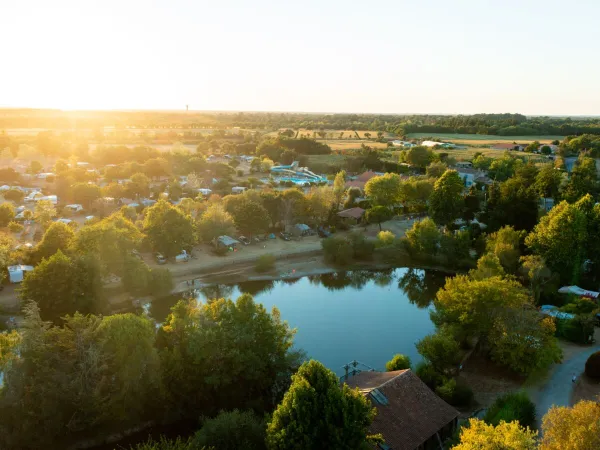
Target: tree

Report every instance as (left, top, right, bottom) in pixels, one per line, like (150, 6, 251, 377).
(525, 140, 540, 153)
(540, 401, 600, 450)
(127, 172, 151, 198)
(584, 351, 600, 378)
(490, 310, 562, 374)
(540, 145, 552, 155)
(96, 313, 160, 422)
(28, 160, 43, 174)
(486, 176, 539, 232)
(535, 164, 562, 200)
(332, 170, 346, 212)
(416, 329, 461, 373)
(365, 206, 392, 231)
(364, 173, 401, 207)
(143, 200, 196, 257)
(385, 353, 411, 371)
(486, 226, 524, 273)
(19, 251, 104, 322)
(483, 391, 536, 429)
(3, 188, 25, 203)
(197, 203, 236, 242)
(452, 419, 537, 450)
(34, 200, 57, 229)
(469, 253, 506, 280)
(193, 410, 266, 450)
(426, 161, 447, 178)
(266, 360, 380, 450)
(405, 218, 441, 255)
(520, 255, 551, 304)
(305, 186, 335, 224)
(0, 202, 15, 227)
(34, 220, 75, 261)
(228, 198, 270, 238)
(70, 182, 101, 209)
(405, 146, 433, 169)
(143, 157, 170, 179)
(158, 294, 302, 419)
(562, 156, 597, 203)
(429, 170, 464, 226)
(525, 201, 587, 283)
(433, 275, 531, 340)
(261, 157, 274, 173)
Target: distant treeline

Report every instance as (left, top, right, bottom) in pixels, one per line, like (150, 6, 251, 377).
(2, 110, 600, 136)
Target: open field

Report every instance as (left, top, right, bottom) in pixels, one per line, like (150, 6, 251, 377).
(406, 133, 564, 145)
(324, 140, 388, 151)
(390, 147, 550, 163)
(266, 129, 396, 140)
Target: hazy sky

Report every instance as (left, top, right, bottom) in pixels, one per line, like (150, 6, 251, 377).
(2, 0, 599, 114)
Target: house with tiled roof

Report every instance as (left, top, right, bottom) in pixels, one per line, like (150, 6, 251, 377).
(344, 369, 459, 450)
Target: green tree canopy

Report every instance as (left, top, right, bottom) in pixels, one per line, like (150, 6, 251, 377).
(429, 170, 464, 226)
(0, 202, 15, 227)
(34, 220, 75, 262)
(452, 419, 537, 450)
(365, 206, 393, 231)
(525, 200, 587, 283)
(540, 400, 600, 450)
(143, 199, 196, 257)
(197, 203, 236, 242)
(266, 360, 380, 450)
(364, 173, 401, 207)
(71, 182, 101, 208)
(19, 251, 104, 322)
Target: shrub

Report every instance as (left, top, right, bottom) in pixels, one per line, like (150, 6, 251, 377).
(585, 351, 600, 378)
(255, 254, 276, 273)
(8, 221, 23, 233)
(376, 230, 395, 248)
(321, 236, 354, 266)
(555, 316, 595, 344)
(483, 391, 536, 429)
(348, 232, 375, 260)
(193, 410, 266, 450)
(561, 298, 598, 314)
(237, 169, 244, 177)
(435, 378, 474, 407)
(385, 354, 411, 371)
(415, 362, 447, 390)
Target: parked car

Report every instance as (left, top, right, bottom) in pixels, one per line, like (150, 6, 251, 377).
(317, 226, 331, 238)
(155, 253, 167, 264)
(238, 236, 251, 245)
(279, 232, 292, 241)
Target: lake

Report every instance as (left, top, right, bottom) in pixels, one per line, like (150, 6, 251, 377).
(147, 268, 448, 375)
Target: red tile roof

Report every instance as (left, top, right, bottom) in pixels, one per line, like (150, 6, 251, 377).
(345, 370, 459, 450)
(357, 171, 379, 182)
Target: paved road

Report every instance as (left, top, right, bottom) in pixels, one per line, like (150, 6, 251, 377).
(532, 344, 600, 428)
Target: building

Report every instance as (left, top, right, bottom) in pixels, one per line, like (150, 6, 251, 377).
(337, 207, 366, 224)
(454, 161, 473, 169)
(491, 143, 525, 151)
(345, 369, 459, 450)
(391, 140, 416, 148)
(455, 168, 487, 188)
(346, 171, 382, 189)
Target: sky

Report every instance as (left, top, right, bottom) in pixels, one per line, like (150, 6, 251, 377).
(1, 0, 599, 115)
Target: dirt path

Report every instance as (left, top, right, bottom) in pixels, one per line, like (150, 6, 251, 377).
(530, 334, 600, 429)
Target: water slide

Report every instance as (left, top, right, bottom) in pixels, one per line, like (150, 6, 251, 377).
(271, 161, 324, 181)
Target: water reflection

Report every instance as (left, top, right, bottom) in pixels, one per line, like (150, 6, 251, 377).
(398, 269, 447, 308)
(145, 267, 450, 371)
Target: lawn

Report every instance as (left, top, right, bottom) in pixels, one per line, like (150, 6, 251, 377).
(406, 133, 563, 146)
(325, 140, 388, 151)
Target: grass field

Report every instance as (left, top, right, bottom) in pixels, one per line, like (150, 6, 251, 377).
(406, 133, 563, 146)
(324, 140, 388, 151)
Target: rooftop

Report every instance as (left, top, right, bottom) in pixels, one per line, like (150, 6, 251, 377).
(345, 370, 459, 450)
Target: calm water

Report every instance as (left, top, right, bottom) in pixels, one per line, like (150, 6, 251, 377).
(148, 268, 448, 375)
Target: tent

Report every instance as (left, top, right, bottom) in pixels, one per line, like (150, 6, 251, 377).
(558, 286, 599, 299)
(7, 265, 34, 283)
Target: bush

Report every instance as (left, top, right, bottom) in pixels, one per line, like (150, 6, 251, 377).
(585, 351, 600, 378)
(483, 391, 536, 429)
(555, 316, 595, 344)
(255, 254, 276, 273)
(435, 378, 474, 407)
(237, 169, 244, 177)
(193, 410, 266, 450)
(385, 354, 411, 371)
(321, 236, 354, 266)
(376, 230, 395, 248)
(560, 298, 598, 314)
(8, 221, 23, 233)
(348, 232, 375, 260)
(415, 362, 447, 390)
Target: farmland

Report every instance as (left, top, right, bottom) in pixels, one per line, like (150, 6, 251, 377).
(406, 133, 564, 146)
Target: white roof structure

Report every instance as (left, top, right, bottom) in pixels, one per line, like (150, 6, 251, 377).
(57, 218, 73, 224)
(540, 305, 575, 320)
(7, 265, 34, 283)
(558, 286, 599, 299)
